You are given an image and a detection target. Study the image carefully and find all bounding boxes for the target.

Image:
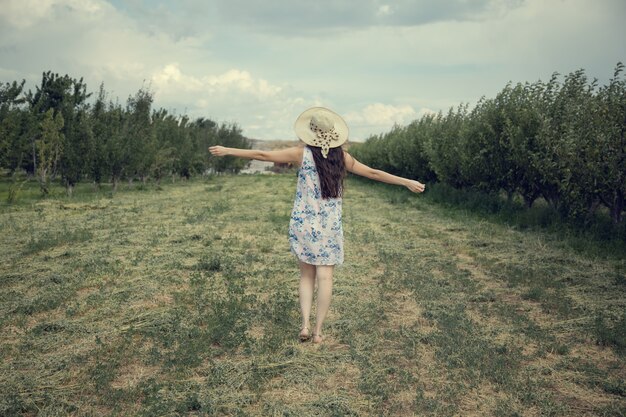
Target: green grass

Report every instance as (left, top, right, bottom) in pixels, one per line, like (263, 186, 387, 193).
(0, 174, 625, 416)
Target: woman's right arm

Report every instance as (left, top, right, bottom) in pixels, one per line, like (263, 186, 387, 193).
(343, 152, 425, 193)
(209, 145, 303, 165)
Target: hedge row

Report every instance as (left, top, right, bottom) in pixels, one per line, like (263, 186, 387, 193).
(0, 71, 250, 195)
(350, 64, 626, 225)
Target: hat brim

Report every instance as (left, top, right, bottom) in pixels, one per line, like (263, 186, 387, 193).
(294, 107, 349, 148)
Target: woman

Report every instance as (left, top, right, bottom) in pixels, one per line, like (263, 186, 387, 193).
(209, 107, 425, 344)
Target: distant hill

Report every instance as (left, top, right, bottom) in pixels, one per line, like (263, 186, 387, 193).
(249, 139, 355, 151)
(248, 139, 301, 150)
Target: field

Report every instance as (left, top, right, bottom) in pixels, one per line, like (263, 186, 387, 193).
(1, 174, 625, 416)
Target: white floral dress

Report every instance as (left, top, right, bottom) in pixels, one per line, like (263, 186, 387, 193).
(289, 147, 344, 265)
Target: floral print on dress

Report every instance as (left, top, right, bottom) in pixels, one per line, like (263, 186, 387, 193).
(289, 147, 344, 265)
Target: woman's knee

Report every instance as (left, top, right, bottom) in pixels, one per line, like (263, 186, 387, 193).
(316, 265, 334, 281)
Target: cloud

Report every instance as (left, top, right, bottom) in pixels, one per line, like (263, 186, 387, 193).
(345, 103, 416, 127)
(151, 64, 285, 109)
(149, 63, 313, 140)
(377, 5, 394, 17)
(167, 66, 280, 98)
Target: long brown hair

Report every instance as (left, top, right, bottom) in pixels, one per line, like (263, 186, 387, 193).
(308, 145, 346, 199)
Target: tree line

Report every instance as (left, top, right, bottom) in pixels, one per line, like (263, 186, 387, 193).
(350, 64, 626, 225)
(0, 71, 250, 195)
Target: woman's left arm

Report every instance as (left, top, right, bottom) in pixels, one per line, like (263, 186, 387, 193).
(209, 145, 302, 165)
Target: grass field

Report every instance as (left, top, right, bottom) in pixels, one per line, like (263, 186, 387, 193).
(1, 174, 625, 416)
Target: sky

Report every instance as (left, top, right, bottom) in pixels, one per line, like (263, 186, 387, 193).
(0, 0, 624, 141)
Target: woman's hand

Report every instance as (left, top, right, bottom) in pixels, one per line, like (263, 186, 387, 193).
(405, 179, 426, 193)
(209, 146, 229, 157)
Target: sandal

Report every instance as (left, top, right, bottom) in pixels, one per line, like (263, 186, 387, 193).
(299, 326, 311, 342)
(311, 333, 323, 344)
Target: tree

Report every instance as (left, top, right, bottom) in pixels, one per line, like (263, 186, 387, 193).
(60, 108, 94, 196)
(461, 96, 506, 194)
(104, 100, 127, 190)
(188, 117, 218, 177)
(0, 80, 27, 172)
(90, 84, 109, 186)
(36, 109, 64, 195)
(405, 115, 438, 183)
(57, 76, 93, 195)
(537, 69, 601, 221)
(152, 108, 180, 183)
(505, 82, 544, 208)
(425, 105, 469, 188)
(595, 63, 626, 224)
(124, 87, 155, 183)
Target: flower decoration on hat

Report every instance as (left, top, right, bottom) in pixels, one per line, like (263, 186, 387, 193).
(309, 116, 340, 158)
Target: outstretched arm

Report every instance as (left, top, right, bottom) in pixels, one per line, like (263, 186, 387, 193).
(209, 145, 303, 165)
(344, 151, 425, 193)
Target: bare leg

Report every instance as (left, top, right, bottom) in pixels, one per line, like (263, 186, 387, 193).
(298, 261, 316, 338)
(313, 265, 334, 343)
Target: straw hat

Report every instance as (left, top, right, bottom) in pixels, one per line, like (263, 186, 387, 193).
(294, 107, 349, 158)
